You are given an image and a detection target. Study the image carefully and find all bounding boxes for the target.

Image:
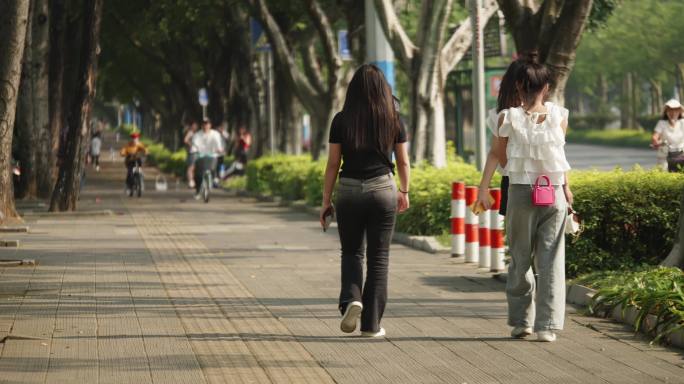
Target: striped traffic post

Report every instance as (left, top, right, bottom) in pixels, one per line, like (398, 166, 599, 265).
(489, 188, 505, 272)
(450, 182, 466, 258)
(465, 186, 479, 263)
(478, 191, 491, 269)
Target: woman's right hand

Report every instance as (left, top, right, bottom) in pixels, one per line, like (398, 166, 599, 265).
(320, 200, 332, 228)
(476, 186, 492, 210)
(397, 191, 409, 213)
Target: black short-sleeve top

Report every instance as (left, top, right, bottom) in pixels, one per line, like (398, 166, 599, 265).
(328, 112, 408, 180)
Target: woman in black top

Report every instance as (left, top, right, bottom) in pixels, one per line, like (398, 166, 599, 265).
(320, 64, 411, 337)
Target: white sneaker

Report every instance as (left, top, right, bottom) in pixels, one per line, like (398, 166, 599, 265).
(537, 331, 557, 342)
(193, 194, 201, 201)
(340, 301, 362, 333)
(511, 326, 533, 339)
(361, 327, 386, 338)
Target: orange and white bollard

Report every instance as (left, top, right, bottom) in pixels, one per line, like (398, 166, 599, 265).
(465, 186, 479, 263)
(451, 182, 466, 258)
(489, 188, 505, 272)
(478, 192, 491, 269)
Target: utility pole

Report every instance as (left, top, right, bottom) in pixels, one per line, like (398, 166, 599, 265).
(471, 0, 486, 171)
(365, 0, 395, 91)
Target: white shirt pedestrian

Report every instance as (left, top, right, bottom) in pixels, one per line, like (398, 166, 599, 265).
(191, 129, 224, 157)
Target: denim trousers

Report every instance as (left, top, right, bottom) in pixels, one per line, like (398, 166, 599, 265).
(506, 184, 567, 331)
(335, 174, 397, 333)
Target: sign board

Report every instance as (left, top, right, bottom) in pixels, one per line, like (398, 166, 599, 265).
(250, 18, 271, 52)
(485, 69, 505, 108)
(198, 88, 209, 107)
(338, 30, 352, 61)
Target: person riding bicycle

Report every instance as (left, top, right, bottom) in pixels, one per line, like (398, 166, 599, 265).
(120, 132, 148, 192)
(191, 118, 224, 198)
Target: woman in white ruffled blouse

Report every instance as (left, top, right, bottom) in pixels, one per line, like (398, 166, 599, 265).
(477, 52, 573, 343)
(651, 99, 684, 172)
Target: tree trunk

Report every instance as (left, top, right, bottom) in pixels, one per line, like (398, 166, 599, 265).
(620, 73, 634, 129)
(15, 0, 50, 200)
(631, 73, 640, 130)
(14, 0, 36, 199)
(428, 85, 447, 168)
(50, 0, 103, 212)
(676, 63, 684, 103)
(498, 0, 593, 106)
(49, 0, 66, 181)
(649, 79, 662, 116)
(597, 73, 608, 113)
(0, 1, 30, 224)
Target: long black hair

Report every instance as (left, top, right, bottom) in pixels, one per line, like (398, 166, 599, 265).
(497, 59, 525, 112)
(341, 64, 400, 151)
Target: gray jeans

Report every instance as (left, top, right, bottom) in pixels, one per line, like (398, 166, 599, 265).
(506, 184, 567, 331)
(335, 174, 397, 333)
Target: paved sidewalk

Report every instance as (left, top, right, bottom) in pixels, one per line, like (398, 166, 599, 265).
(0, 158, 682, 383)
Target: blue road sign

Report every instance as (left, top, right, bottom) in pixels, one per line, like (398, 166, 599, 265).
(250, 18, 271, 52)
(198, 88, 209, 107)
(338, 30, 351, 61)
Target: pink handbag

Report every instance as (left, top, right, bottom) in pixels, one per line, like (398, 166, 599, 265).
(532, 175, 555, 206)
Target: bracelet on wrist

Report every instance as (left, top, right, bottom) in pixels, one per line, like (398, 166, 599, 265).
(399, 189, 409, 194)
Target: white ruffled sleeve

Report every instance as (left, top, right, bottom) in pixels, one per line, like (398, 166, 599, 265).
(497, 109, 513, 138)
(486, 108, 499, 137)
(654, 120, 667, 134)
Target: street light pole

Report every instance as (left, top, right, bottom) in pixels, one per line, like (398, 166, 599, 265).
(471, 0, 487, 171)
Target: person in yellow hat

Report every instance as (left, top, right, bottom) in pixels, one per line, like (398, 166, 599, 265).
(651, 99, 684, 172)
(120, 132, 148, 191)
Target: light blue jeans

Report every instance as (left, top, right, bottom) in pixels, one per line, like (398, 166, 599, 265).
(505, 184, 567, 331)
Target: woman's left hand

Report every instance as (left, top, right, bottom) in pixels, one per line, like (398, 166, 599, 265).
(563, 185, 574, 206)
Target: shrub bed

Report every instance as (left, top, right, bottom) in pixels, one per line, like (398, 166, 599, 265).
(566, 129, 652, 149)
(573, 266, 684, 344)
(245, 154, 684, 277)
(566, 169, 684, 277)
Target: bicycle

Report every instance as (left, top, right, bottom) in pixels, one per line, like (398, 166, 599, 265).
(195, 154, 216, 203)
(129, 161, 144, 198)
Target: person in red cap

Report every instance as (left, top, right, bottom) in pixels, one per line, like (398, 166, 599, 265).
(120, 131, 148, 192)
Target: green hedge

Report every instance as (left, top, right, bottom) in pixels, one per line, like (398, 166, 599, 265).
(566, 129, 652, 148)
(566, 168, 684, 277)
(245, 153, 684, 277)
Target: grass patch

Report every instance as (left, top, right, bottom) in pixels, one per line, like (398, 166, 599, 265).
(222, 176, 247, 191)
(436, 232, 451, 248)
(574, 266, 684, 344)
(566, 129, 652, 148)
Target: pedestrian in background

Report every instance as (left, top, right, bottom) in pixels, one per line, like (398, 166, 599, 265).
(184, 121, 199, 188)
(90, 130, 102, 172)
(485, 58, 525, 216)
(320, 64, 410, 337)
(651, 99, 684, 172)
(476, 52, 573, 342)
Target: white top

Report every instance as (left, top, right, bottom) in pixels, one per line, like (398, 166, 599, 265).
(486, 108, 507, 176)
(654, 119, 684, 151)
(191, 129, 224, 157)
(498, 102, 571, 186)
(90, 136, 102, 155)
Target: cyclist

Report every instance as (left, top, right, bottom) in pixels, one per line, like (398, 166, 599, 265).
(191, 118, 224, 198)
(120, 132, 148, 193)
